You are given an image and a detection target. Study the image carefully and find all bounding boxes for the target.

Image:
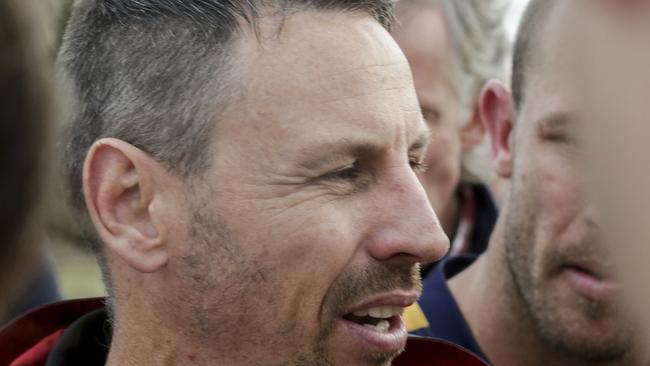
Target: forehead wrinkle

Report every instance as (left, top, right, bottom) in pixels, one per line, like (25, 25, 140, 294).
(239, 59, 411, 108)
(236, 12, 412, 105)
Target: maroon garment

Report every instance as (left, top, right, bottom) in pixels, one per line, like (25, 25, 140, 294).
(394, 337, 489, 366)
(0, 298, 104, 366)
(9, 330, 64, 366)
(2, 298, 487, 366)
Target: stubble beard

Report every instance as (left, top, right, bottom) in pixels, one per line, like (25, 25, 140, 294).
(503, 183, 633, 363)
(184, 195, 418, 366)
(317, 263, 422, 365)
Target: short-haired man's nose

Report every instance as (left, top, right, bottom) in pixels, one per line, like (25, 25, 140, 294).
(365, 167, 450, 266)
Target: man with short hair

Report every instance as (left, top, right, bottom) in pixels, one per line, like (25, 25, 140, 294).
(406, 1, 650, 365)
(6, 0, 452, 365)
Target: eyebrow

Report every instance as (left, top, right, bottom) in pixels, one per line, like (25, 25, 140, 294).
(409, 127, 432, 152)
(539, 111, 576, 130)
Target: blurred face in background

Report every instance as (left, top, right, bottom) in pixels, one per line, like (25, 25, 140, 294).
(573, 0, 650, 348)
(392, 3, 484, 234)
(488, 2, 638, 361)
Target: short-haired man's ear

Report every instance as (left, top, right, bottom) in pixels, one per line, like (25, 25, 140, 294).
(460, 103, 487, 151)
(479, 79, 514, 179)
(83, 138, 168, 273)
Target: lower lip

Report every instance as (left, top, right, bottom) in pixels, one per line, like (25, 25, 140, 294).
(339, 315, 408, 354)
(563, 267, 619, 301)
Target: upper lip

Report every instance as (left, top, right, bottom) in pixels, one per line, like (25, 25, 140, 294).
(343, 290, 420, 315)
(564, 259, 615, 280)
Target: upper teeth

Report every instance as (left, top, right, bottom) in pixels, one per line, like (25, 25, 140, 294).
(353, 306, 403, 319)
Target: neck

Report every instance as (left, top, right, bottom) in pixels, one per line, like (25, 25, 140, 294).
(106, 316, 196, 366)
(105, 294, 297, 366)
(106, 300, 245, 366)
(449, 218, 644, 366)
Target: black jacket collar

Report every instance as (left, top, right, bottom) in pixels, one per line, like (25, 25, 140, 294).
(46, 308, 111, 366)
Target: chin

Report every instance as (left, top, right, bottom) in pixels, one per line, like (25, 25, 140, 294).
(535, 294, 632, 360)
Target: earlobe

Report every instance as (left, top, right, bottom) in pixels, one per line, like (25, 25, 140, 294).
(479, 79, 515, 179)
(83, 138, 169, 273)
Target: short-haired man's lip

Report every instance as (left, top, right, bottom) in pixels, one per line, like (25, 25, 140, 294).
(335, 290, 418, 353)
(343, 290, 420, 315)
(562, 263, 620, 302)
(338, 313, 408, 354)
(563, 259, 614, 281)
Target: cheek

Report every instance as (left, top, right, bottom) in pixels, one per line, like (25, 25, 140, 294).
(418, 128, 463, 204)
(234, 204, 361, 304)
(517, 154, 584, 267)
(536, 160, 582, 231)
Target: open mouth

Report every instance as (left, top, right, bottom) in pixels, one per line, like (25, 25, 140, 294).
(336, 292, 417, 354)
(341, 306, 403, 333)
(337, 303, 410, 354)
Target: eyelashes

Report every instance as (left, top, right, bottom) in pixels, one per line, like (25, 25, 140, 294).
(409, 158, 428, 174)
(321, 157, 428, 184)
(321, 164, 361, 182)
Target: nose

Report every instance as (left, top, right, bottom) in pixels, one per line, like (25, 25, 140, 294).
(364, 166, 450, 266)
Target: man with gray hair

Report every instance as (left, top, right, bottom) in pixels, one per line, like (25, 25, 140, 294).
(392, 0, 508, 266)
(3, 0, 456, 365)
(391, 0, 508, 343)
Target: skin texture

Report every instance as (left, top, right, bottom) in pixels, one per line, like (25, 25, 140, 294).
(83, 11, 449, 366)
(448, 2, 647, 366)
(574, 0, 650, 348)
(391, 3, 484, 239)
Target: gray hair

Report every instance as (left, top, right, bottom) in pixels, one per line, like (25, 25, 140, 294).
(443, 0, 510, 183)
(59, 0, 395, 299)
(399, 0, 510, 183)
(442, 0, 510, 120)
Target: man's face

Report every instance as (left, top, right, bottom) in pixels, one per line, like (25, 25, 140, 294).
(391, 6, 465, 224)
(165, 12, 448, 366)
(503, 3, 635, 360)
(575, 1, 650, 346)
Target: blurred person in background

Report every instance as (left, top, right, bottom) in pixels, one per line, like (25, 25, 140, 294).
(406, 0, 650, 365)
(4, 0, 453, 365)
(391, 0, 509, 332)
(0, 0, 61, 325)
(571, 0, 650, 350)
(392, 0, 508, 271)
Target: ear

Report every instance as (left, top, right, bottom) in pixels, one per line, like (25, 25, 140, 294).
(83, 138, 168, 273)
(479, 79, 515, 179)
(460, 103, 486, 151)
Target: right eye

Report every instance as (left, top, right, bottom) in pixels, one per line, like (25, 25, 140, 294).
(321, 164, 360, 182)
(422, 108, 441, 126)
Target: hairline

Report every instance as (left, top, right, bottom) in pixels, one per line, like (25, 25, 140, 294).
(512, 0, 557, 111)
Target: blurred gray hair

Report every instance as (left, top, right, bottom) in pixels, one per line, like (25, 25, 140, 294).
(401, 0, 510, 183)
(444, 0, 510, 183)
